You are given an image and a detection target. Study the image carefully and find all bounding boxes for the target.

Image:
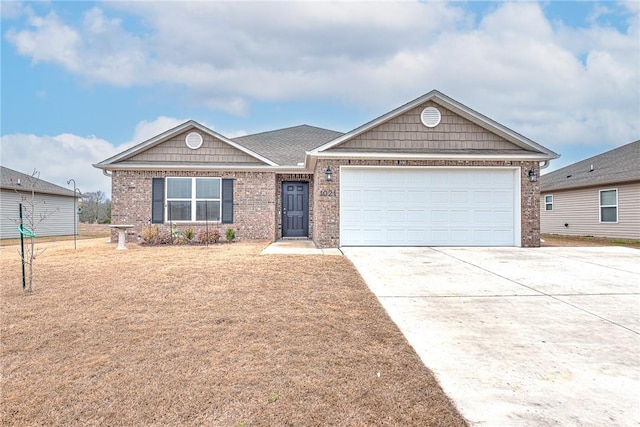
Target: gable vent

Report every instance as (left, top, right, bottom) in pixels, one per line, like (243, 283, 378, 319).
(185, 132, 203, 149)
(421, 107, 441, 128)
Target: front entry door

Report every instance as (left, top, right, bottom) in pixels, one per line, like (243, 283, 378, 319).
(282, 182, 309, 238)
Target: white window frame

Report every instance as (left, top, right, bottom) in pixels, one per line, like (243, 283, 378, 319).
(599, 188, 618, 223)
(165, 177, 222, 222)
(544, 194, 553, 211)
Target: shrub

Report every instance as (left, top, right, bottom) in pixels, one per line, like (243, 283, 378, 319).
(140, 225, 159, 244)
(157, 229, 174, 245)
(197, 229, 221, 244)
(182, 227, 196, 241)
(225, 228, 236, 242)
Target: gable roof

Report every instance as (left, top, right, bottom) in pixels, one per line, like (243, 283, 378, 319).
(309, 89, 559, 160)
(541, 140, 640, 192)
(94, 120, 278, 169)
(0, 166, 76, 197)
(233, 125, 344, 166)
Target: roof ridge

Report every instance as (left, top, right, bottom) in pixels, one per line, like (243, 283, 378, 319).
(232, 124, 342, 140)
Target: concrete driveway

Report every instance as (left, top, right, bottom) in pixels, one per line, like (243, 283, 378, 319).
(342, 246, 640, 426)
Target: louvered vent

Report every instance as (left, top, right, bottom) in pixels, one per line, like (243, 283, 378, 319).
(420, 107, 441, 128)
(185, 132, 203, 149)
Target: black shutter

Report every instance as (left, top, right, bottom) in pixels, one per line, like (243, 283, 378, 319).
(221, 179, 234, 224)
(151, 178, 164, 224)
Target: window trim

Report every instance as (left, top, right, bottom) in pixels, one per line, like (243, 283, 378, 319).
(599, 188, 618, 223)
(165, 177, 222, 222)
(544, 194, 553, 211)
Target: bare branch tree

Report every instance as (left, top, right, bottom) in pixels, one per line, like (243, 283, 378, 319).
(10, 169, 59, 292)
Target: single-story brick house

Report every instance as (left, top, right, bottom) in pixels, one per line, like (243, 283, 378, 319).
(0, 166, 77, 239)
(540, 140, 640, 240)
(94, 90, 558, 248)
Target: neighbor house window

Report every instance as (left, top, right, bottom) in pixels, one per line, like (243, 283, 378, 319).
(599, 189, 617, 223)
(544, 195, 553, 211)
(166, 177, 221, 222)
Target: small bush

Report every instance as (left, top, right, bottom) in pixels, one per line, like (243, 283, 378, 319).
(140, 225, 159, 244)
(157, 229, 174, 245)
(98, 218, 111, 224)
(225, 228, 236, 242)
(182, 227, 196, 241)
(197, 229, 221, 244)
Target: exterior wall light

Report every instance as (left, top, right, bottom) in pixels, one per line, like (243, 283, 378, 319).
(528, 169, 537, 182)
(325, 166, 333, 181)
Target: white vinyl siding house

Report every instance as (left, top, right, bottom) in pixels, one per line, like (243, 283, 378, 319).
(541, 182, 639, 239)
(541, 140, 639, 240)
(1, 167, 77, 239)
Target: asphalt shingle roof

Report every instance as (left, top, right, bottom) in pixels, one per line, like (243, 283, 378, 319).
(232, 125, 344, 165)
(0, 166, 76, 197)
(541, 140, 640, 191)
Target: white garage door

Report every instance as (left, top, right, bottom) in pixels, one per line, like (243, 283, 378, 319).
(340, 167, 519, 246)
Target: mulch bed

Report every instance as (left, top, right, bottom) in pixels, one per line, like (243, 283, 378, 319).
(0, 239, 466, 426)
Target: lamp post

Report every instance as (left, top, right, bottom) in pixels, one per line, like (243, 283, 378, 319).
(67, 179, 79, 249)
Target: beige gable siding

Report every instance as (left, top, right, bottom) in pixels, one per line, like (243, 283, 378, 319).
(333, 101, 523, 151)
(541, 182, 640, 239)
(125, 130, 264, 164)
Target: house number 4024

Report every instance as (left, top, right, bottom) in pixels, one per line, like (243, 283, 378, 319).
(319, 189, 337, 197)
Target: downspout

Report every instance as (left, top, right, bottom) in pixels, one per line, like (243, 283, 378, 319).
(539, 160, 550, 170)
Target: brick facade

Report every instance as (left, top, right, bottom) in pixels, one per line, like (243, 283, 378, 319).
(312, 159, 541, 248)
(111, 170, 276, 242)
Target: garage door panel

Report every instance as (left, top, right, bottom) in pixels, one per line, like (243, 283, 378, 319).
(431, 191, 449, 204)
(340, 168, 517, 246)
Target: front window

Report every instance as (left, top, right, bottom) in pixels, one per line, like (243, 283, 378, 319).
(544, 195, 553, 211)
(599, 189, 617, 223)
(166, 177, 221, 222)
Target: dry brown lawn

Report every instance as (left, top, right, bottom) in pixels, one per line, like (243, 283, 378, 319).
(541, 233, 640, 248)
(1, 239, 466, 426)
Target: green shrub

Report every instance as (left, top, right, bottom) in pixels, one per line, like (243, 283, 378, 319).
(182, 227, 196, 241)
(225, 228, 236, 242)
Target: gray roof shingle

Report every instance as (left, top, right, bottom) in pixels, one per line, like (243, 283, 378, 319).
(0, 166, 76, 197)
(541, 140, 640, 191)
(232, 125, 344, 165)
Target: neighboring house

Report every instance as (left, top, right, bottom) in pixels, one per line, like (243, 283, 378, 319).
(0, 166, 77, 239)
(94, 90, 558, 248)
(540, 140, 640, 240)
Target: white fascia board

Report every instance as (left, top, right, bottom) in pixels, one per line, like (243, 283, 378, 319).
(93, 163, 309, 173)
(430, 95, 559, 158)
(309, 92, 437, 155)
(95, 120, 278, 167)
(313, 151, 555, 161)
(310, 90, 559, 159)
(96, 121, 196, 166)
(192, 122, 279, 166)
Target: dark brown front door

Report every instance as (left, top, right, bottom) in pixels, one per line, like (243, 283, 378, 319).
(282, 182, 309, 238)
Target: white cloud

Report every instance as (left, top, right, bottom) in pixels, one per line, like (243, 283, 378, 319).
(3, 1, 639, 151)
(1, 133, 117, 197)
(0, 116, 189, 197)
(129, 116, 187, 147)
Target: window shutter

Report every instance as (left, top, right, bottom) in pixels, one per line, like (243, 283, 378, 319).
(221, 179, 234, 224)
(151, 178, 164, 224)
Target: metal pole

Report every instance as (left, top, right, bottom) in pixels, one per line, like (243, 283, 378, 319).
(19, 203, 26, 290)
(67, 179, 77, 249)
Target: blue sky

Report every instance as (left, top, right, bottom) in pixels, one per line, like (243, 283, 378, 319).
(1, 0, 638, 196)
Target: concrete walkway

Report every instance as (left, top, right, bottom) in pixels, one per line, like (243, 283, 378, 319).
(261, 240, 343, 256)
(343, 246, 640, 426)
